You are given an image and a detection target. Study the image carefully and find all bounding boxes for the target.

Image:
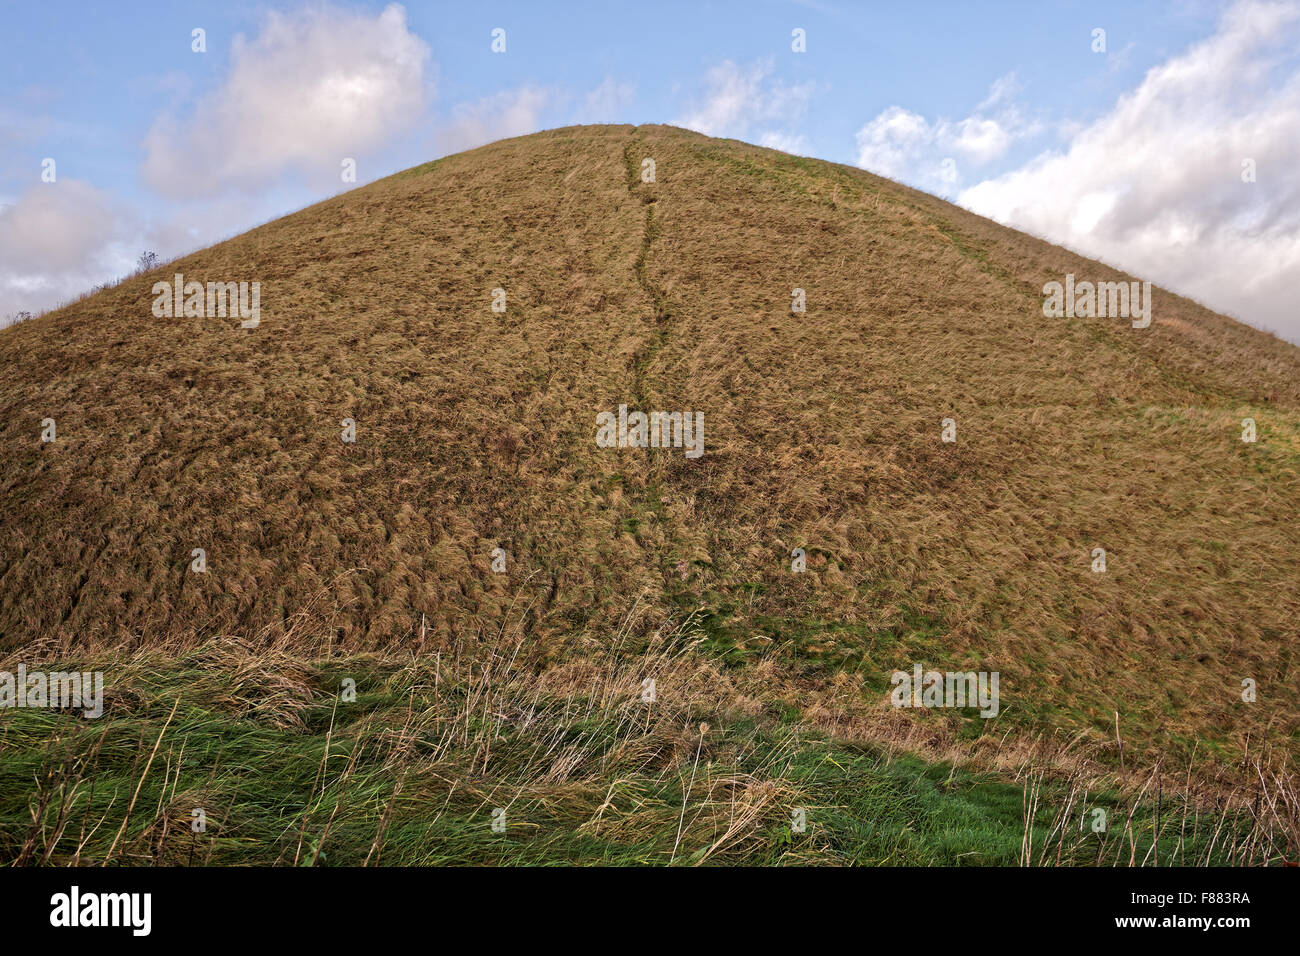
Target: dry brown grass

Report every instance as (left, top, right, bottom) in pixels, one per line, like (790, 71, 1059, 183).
(1, 124, 1297, 773)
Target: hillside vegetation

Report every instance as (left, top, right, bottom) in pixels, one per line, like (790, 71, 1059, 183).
(1, 125, 1297, 864)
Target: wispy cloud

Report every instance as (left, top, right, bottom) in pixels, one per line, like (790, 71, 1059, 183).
(433, 86, 553, 156)
(580, 77, 637, 124)
(676, 59, 814, 149)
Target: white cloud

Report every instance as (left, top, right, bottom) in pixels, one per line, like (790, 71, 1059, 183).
(676, 59, 814, 148)
(0, 182, 116, 274)
(977, 71, 1021, 111)
(142, 3, 431, 197)
(854, 78, 1031, 195)
(759, 131, 812, 155)
(950, 116, 1013, 164)
(434, 87, 553, 156)
(580, 77, 636, 123)
(0, 180, 135, 321)
(959, 0, 1300, 341)
(854, 106, 931, 179)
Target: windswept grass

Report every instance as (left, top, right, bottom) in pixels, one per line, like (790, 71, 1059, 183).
(2, 126, 1299, 863)
(1, 620, 1295, 866)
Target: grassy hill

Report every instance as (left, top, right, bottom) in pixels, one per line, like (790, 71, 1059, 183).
(1, 125, 1297, 865)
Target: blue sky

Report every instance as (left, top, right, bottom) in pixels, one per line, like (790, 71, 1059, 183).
(3, 0, 1299, 340)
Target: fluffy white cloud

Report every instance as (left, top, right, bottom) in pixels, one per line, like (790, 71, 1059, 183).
(959, 0, 1300, 341)
(854, 73, 1029, 194)
(0, 181, 116, 274)
(950, 116, 1012, 164)
(143, 3, 431, 197)
(855, 106, 937, 179)
(676, 59, 814, 149)
(0, 180, 135, 322)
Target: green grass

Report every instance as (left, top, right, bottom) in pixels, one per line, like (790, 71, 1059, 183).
(1, 645, 1285, 866)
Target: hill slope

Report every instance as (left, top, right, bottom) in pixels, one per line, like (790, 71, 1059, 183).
(2, 124, 1298, 765)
